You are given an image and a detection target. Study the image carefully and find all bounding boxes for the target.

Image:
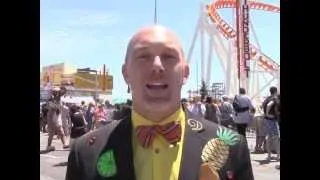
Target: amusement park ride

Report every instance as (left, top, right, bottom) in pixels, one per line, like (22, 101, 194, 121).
(187, 0, 280, 103)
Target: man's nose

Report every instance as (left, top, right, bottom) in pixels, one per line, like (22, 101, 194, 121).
(152, 56, 164, 73)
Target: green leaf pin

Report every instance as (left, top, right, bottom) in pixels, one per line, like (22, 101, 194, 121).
(97, 150, 117, 177)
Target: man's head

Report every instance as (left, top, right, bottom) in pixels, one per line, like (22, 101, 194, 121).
(269, 86, 277, 95)
(51, 86, 67, 102)
(98, 103, 103, 109)
(239, 88, 246, 95)
(222, 95, 229, 102)
(205, 96, 213, 104)
(122, 25, 189, 120)
(193, 96, 201, 103)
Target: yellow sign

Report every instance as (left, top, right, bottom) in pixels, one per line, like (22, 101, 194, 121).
(73, 72, 113, 91)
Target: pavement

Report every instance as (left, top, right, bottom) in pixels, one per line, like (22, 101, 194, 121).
(246, 134, 280, 180)
(40, 132, 69, 180)
(40, 132, 280, 180)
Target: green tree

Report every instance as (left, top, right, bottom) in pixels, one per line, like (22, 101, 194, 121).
(199, 80, 209, 101)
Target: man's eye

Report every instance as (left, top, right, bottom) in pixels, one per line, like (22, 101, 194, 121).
(162, 54, 176, 60)
(136, 55, 150, 60)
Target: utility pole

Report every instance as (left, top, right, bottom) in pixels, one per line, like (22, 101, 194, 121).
(154, 0, 158, 24)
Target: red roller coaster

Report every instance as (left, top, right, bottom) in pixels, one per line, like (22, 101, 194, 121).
(187, 0, 280, 103)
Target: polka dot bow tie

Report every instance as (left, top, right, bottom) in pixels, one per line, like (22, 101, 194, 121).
(136, 121, 182, 148)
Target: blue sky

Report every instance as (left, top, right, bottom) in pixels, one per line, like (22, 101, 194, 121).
(40, 0, 279, 99)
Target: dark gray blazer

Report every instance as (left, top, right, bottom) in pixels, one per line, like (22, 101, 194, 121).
(66, 110, 254, 180)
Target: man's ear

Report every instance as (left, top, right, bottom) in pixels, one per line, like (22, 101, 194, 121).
(122, 64, 129, 85)
(182, 64, 190, 85)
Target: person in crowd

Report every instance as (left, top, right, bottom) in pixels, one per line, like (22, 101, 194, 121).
(41, 102, 48, 133)
(232, 88, 255, 137)
(112, 104, 122, 120)
(262, 86, 280, 161)
(104, 100, 114, 123)
(85, 102, 95, 131)
(189, 96, 206, 119)
(61, 102, 71, 137)
(69, 105, 87, 148)
(94, 104, 108, 128)
(46, 87, 69, 151)
(219, 95, 235, 128)
(204, 96, 220, 124)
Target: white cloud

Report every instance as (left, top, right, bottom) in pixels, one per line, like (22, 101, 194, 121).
(42, 9, 119, 28)
(41, 9, 119, 62)
(67, 12, 118, 27)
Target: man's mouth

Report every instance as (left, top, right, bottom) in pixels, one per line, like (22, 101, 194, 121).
(146, 83, 168, 90)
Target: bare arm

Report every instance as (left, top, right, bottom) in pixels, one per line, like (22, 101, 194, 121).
(266, 101, 275, 118)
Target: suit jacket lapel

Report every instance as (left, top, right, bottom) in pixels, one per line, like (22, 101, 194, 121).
(178, 111, 205, 180)
(95, 113, 136, 180)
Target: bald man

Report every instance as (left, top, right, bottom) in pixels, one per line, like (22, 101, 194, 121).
(66, 25, 253, 180)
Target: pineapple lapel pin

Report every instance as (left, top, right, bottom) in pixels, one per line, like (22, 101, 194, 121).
(97, 150, 117, 178)
(199, 127, 240, 180)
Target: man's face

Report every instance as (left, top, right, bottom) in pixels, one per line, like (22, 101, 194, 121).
(122, 26, 189, 112)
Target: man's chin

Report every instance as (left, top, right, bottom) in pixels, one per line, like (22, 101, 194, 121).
(144, 99, 171, 111)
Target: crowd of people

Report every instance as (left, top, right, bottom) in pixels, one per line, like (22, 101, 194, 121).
(181, 86, 280, 166)
(40, 87, 132, 151)
(40, 86, 280, 169)
(40, 86, 280, 166)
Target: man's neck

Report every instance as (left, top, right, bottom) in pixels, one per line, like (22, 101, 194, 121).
(133, 104, 181, 122)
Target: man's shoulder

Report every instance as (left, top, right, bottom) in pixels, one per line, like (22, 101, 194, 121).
(201, 119, 240, 138)
(188, 115, 240, 140)
(239, 94, 250, 100)
(267, 99, 275, 106)
(196, 117, 246, 147)
(188, 115, 253, 179)
(73, 121, 122, 152)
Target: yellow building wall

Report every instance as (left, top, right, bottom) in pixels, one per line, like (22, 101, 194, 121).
(73, 72, 113, 91)
(41, 63, 113, 91)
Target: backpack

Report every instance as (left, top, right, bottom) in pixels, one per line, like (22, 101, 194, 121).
(262, 96, 278, 121)
(233, 95, 250, 113)
(232, 96, 242, 113)
(232, 96, 241, 113)
(262, 96, 275, 115)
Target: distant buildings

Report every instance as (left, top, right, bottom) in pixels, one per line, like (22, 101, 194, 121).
(187, 82, 225, 100)
(40, 62, 113, 100)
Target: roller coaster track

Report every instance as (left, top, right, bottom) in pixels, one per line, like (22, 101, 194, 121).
(206, 0, 280, 72)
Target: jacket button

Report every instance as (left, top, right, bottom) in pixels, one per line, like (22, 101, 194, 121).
(89, 136, 96, 145)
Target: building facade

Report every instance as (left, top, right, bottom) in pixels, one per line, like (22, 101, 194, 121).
(40, 63, 113, 100)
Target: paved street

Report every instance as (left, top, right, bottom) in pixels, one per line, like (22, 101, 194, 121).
(40, 132, 69, 180)
(40, 132, 279, 180)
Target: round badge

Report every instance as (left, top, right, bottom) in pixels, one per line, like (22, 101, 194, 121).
(97, 150, 117, 177)
(187, 119, 203, 131)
